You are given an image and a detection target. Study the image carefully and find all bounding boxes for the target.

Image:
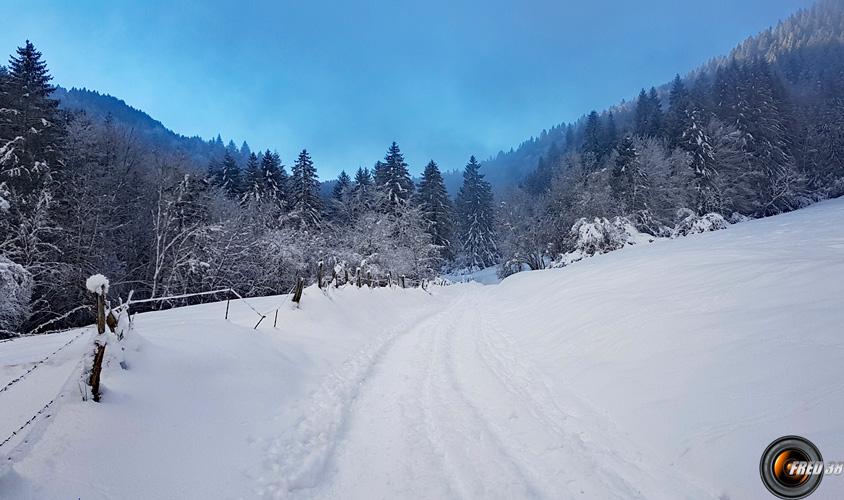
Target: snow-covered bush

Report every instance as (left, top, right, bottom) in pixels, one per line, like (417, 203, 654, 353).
(0, 257, 33, 335)
(672, 209, 729, 238)
(728, 212, 751, 224)
(570, 216, 650, 256)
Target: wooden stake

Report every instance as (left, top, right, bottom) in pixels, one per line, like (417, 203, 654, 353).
(88, 285, 107, 402)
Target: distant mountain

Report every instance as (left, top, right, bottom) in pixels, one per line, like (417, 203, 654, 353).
(53, 87, 248, 168)
(472, 0, 844, 193)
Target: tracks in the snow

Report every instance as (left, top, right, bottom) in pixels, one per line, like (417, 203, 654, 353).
(261, 290, 714, 500)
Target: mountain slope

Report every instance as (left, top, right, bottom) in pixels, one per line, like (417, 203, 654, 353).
(54, 87, 242, 168)
(2, 199, 843, 499)
(474, 0, 844, 192)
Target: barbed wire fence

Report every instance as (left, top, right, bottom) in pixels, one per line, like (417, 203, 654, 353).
(0, 269, 445, 453)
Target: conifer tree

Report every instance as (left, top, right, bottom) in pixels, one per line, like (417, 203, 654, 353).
(647, 87, 663, 136)
(208, 150, 243, 198)
(683, 109, 720, 214)
(455, 156, 498, 268)
(415, 160, 454, 259)
(666, 74, 691, 148)
(582, 111, 603, 158)
(634, 88, 664, 137)
(379, 142, 414, 209)
(333, 170, 352, 200)
(603, 112, 618, 157)
(288, 149, 321, 228)
(260, 150, 286, 204)
(350, 166, 374, 216)
(243, 152, 262, 203)
(373, 160, 388, 188)
(0, 40, 64, 196)
(610, 136, 649, 214)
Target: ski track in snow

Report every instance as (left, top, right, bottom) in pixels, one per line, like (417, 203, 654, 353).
(263, 291, 713, 499)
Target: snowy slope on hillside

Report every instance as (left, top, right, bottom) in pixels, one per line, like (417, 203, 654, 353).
(2, 199, 844, 499)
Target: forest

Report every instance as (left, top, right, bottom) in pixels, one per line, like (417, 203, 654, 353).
(2, 0, 844, 336)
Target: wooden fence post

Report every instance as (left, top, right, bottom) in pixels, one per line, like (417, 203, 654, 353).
(344, 269, 349, 287)
(317, 262, 324, 289)
(88, 283, 107, 402)
(356, 268, 362, 288)
(225, 289, 231, 319)
(367, 271, 372, 288)
(292, 277, 305, 304)
(401, 275, 406, 289)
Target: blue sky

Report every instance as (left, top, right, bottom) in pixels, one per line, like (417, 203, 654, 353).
(2, 0, 812, 177)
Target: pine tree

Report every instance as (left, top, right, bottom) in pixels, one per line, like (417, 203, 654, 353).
(564, 124, 576, 152)
(683, 109, 720, 214)
(634, 88, 664, 137)
(243, 152, 262, 203)
(288, 149, 321, 228)
(379, 142, 414, 209)
(603, 112, 618, 157)
(350, 166, 374, 216)
(0, 40, 64, 196)
(582, 111, 603, 158)
(455, 156, 498, 268)
(208, 150, 242, 198)
(373, 160, 388, 188)
(260, 150, 286, 204)
(647, 87, 663, 136)
(666, 74, 691, 148)
(415, 160, 454, 259)
(333, 170, 352, 200)
(610, 136, 649, 214)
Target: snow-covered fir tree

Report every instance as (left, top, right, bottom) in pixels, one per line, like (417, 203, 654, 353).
(682, 108, 720, 214)
(378, 142, 414, 209)
(415, 160, 454, 259)
(455, 156, 498, 269)
(208, 150, 243, 199)
(287, 149, 321, 228)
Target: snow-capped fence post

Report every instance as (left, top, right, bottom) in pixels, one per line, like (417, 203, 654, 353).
(292, 277, 304, 305)
(344, 269, 349, 287)
(85, 275, 109, 403)
(366, 271, 372, 288)
(387, 271, 392, 288)
(356, 268, 362, 288)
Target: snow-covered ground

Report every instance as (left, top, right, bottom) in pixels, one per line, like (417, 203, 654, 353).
(2, 199, 844, 499)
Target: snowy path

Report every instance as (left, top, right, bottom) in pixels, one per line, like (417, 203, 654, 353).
(267, 291, 713, 500)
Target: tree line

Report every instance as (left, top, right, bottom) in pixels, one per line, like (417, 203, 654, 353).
(0, 41, 497, 335)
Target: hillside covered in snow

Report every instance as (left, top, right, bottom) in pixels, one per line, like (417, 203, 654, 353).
(1, 199, 844, 499)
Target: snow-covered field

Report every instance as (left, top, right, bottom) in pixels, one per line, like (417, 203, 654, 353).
(2, 199, 844, 499)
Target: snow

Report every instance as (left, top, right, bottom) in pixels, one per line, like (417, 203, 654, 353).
(672, 209, 730, 237)
(0, 258, 32, 334)
(2, 199, 844, 499)
(443, 265, 502, 285)
(84, 274, 109, 295)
